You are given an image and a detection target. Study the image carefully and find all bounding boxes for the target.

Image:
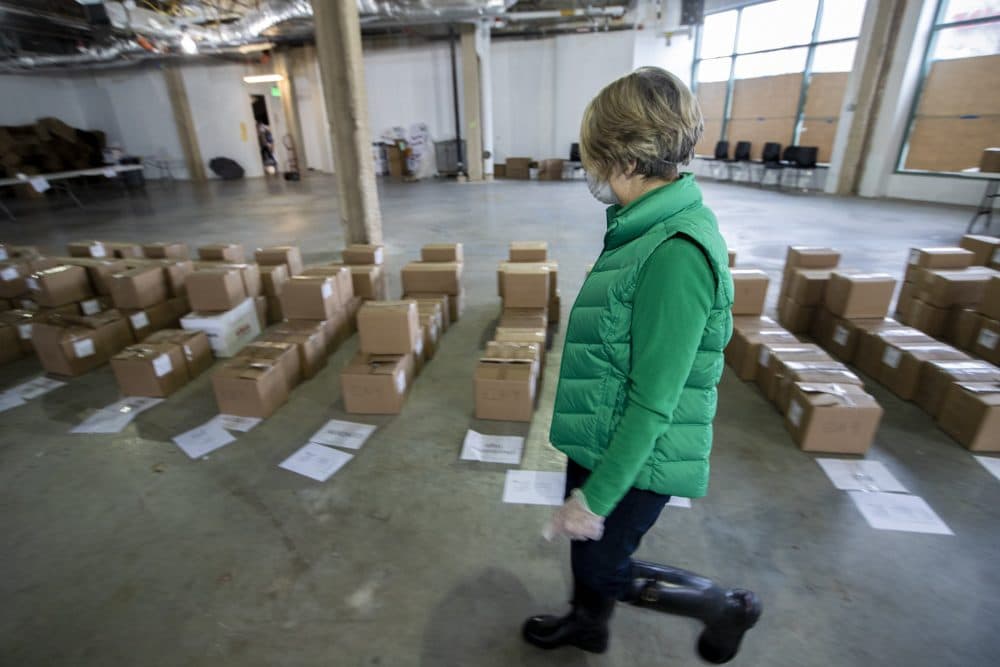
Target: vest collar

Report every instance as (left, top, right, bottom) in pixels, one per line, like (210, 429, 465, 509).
(603, 173, 703, 250)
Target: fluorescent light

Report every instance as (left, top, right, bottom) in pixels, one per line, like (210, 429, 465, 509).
(243, 74, 284, 84)
(180, 34, 198, 55)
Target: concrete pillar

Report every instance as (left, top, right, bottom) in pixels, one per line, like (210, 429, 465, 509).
(476, 19, 494, 179)
(312, 0, 383, 245)
(460, 25, 484, 181)
(274, 49, 307, 176)
(163, 64, 206, 182)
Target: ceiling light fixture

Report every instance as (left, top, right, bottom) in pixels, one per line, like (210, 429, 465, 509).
(180, 33, 198, 55)
(243, 74, 284, 83)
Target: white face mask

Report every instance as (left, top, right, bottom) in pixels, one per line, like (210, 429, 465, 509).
(586, 171, 620, 206)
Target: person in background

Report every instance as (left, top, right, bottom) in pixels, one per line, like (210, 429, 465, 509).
(522, 67, 762, 664)
(257, 121, 276, 170)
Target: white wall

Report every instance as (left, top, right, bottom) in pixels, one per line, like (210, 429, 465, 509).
(492, 37, 557, 161)
(0, 74, 86, 129)
(295, 49, 335, 173)
(633, 26, 697, 86)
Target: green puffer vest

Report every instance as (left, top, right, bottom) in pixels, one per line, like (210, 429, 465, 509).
(549, 174, 734, 499)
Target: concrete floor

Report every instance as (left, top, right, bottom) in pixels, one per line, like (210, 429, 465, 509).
(1, 174, 998, 667)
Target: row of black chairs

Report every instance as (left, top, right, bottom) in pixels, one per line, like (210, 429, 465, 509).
(706, 140, 820, 189)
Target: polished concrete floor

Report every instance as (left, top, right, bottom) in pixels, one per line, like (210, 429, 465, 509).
(1, 174, 998, 667)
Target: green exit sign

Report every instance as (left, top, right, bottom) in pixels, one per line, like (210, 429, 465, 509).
(270, 86, 281, 97)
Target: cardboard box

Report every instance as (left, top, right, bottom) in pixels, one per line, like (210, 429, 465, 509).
(895, 281, 917, 323)
(538, 159, 564, 181)
(104, 242, 143, 259)
(357, 300, 420, 354)
(55, 257, 128, 296)
(824, 271, 896, 319)
(775, 362, 864, 415)
(778, 297, 815, 334)
(449, 288, 465, 322)
(498, 261, 558, 299)
(937, 382, 1000, 452)
(39, 303, 81, 318)
(780, 246, 840, 297)
(340, 352, 416, 414)
(502, 264, 551, 309)
(408, 294, 451, 330)
(211, 357, 289, 418)
(333, 264, 385, 300)
(506, 157, 531, 180)
(27, 265, 92, 307)
(180, 298, 261, 358)
(756, 343, 831, 402)
(982, 148, 1000, 173)
(142, 242, 189, 260)
(915, 360, 1000, 418)
(725, 327, 798, 381)
(786, 269, 832, 306)
(0, 322, 22, 364)
(973, 317, 1000, 365)
(422, 243, 464, 263)
(947, 307, 982, 350)
(500, 307, 548, 330)
(907, 247, 975, 270)
(187, 269, 247, 312)
(475, 342, 540, 421)
(0, 261, 29, 298)
(260, 264, 289, 298)
(67, 240, 109, 259)
(343, 244, 385, 265)
(123, 300, 181, 341)
(908, 298, 949, 338)
(198, 243, 245, 263)
(109, 266, 168, 310)
(346, 295, 363, 327)
(918, 267, 1000, 308)
(144, 329, 213, 377)
(960, 234, 1000, 266)
(237, 340, 301, 392)
(194, 262, 261, 299)
(549, 289, 561, 324)
(853, 326, 931, 377)
(111, 342, 189, 397)
(142, 259, 194, 298)
(785, 383, 883, 454)
(878, 342, 970, 400)
(280, 276, 341, 320)
(300, 265, 354, 304)
(401, 261, 462, 296)
(255, 246, 303, 276)
(495, 327, 547, 363)
(728, 250, 737, 267)
(510, 241, 548, 263)
(903, 263, 927, 285)
(31, 310, 133, 377)
(262, 324, 327, 380)
(731, 269, 769, 316)
(419, 314, 440, 359)
(0, 309, 39, 353)
(980, 276, 1000, 321)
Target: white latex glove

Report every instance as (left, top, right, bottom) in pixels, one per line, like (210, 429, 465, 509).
(544, 489, 605, 541)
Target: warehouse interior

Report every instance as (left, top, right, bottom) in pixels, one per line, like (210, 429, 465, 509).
(1, 1, 999, 666)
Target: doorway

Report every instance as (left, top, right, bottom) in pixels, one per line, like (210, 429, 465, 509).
(251, 94, 277, 174)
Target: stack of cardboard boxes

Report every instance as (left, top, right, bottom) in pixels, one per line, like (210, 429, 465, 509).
(401, 243, 465, 323)
(960, 234, 1000, 270)
(777, 247, 841, 334)
(180, 247, 263, 358)
(111, 330, 212, 398)
(497, 241, 558, 323)
(332, 243, 389, 301)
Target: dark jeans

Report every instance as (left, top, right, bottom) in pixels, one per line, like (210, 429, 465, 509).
(566, 459, 671, 600)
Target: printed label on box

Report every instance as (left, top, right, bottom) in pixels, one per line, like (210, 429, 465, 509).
(908, 249, 920, 265)
(833, 325, 849, 347)
(26, 277, 39, 291)
(758, 347, 770, 368)
(0, 267, 18, 281)
(17, 323, 32, 340)
(882, 347, 902, 368)
(29, 176, 50, 193)
(73, 338, 96, 358)
(788, 400, 803, 427)
(81, 299, 100, 315)
(321, 281, 333, 299)
(130, 312, 150, 329)
(0, 248, 7, 260)
(415, 337, 424, 357)
(152, 354, 172, 377)
(90, 243, 106, 258)
(183, 344, 193, 361)
(374, 247, 384, 264)
(394, 370, 406, 394)
(103, 167, 116, 178)
(978, 328, 1000, 350)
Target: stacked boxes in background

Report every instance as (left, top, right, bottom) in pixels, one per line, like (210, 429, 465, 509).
(896, 246, 975, 334)
(334, 243, 389, 301)
(341, 301, 422, 414)
(959, 234, 1000, 270)
(498, 241, 559, 323)
(181, 256, 261, 358)
(731, 269, 769, 317)
(280, 270, 354, 350)
(402, 243, 465, 322)
(778, 247, 841, 334)
(31, 310, 133, 377)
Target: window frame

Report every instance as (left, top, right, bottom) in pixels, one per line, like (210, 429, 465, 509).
(894, 0, 1000, 178)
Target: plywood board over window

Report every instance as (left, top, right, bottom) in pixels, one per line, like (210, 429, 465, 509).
(917, 55, 1000, 117)
(726, 117, 798, 161)
(697, 81, 728, 120)
(799, 118, 839, 163)
(803, 72, 849, 118)
(695, 118, 725, 157)
(730, 74, 803, 119)
(904, 115, 1000, 172)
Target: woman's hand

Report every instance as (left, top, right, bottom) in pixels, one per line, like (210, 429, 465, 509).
(544, 489, 605, 541)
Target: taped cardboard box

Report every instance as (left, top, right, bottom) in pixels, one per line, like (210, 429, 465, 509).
(495, 327, 547, 363)
(341, 352, 416, 414)
(915, 359, 1000, 418)
(728, 250, 737, 267)
(787, 269, 833, 306)
(27, 265, 92, 307)
(255, 246, 303, 276)
(31, 310, 133, 377)
(0, 309, 39, 353)
(39, 303, 81, 318)
(343, 244, 384, 265)
(401, 261, 462, 296)
(980, 276, 1000, 321)
(0, 322, 21, 364)
(193, 262, 261, 299)
(506, 157, 531, 180)
(895, 281, 917, 324)
(143, 259, 194, 298)
(510, 241, 548, 263)
(500, 307, 548, 330)
(0, 260, 30, 298)
(918, 267, 1000, 309)
(197, 243, 245, 263)
(406, 294, 451, 330)
(262, 324, 327, 380)
(357, 300, 420, 354)
(973, 317, 1000, 365)
(123, 299, 184, 341)
(54, 257, 128, 296)
(878, 343, 970, 400)
(824, 272, 896, 319)
(778, 297, 815, 334)
(109, 266, 168, 310)
(907, 247, 974, 270)
(498, 261, 558, 299)
(937, 382, 1000, 452)
(237, 340, 301, 392)
(780, 246, 840, 298)
(960, 234, 1000, 266)
(731, 269, 769, 316)
(330, 263, 385, 300)
(903, 263, 928, 284)
(947, 307, 982, 350)
(67, 240, 109, 259)
(755, 343, 831, 402)
(144, 329, 213, 377)
(299, 265, 354, 304)
(422, 243, 464, 263)
(111, 343, 189, 397)
(475, 342, 540, 422)
(180, 298, 261, 358)
(420, 315, 440, 359)
(775, 362, 864, 415)
(725, 328, 798, 381)
(280, 276, 341, 321)
(211, 357, 289, 418)
(186, 268, 246, 312)
(104, 242, 143, 259)
(345, 296, 363, 330)
(260, 264, 289, 298)
(908, 298, 950, 338)
(785, 382, 883, 454)
(142, 242, 189, 260)
(502, 264, 551, 309)
(855, 327, 935, 378)
(538, 159, 564, 181)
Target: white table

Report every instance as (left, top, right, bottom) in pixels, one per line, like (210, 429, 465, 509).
(0, 164, 145, 221)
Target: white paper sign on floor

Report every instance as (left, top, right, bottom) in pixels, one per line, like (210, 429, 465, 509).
(0, 392, 26, 414)
(848, 491, 953, 535)
(173, 421, 237, 459)
(816, 458, 908, 493)
(210, 414, 262, 433)
(13, 376, 66, 400)
(502, 470, 566, 506)
(309, 419, 376, 450)
(975, 456, 1000, 483)
(667, 496, 692, 508)
(279, 443, 353, 482)
(103, 396, 164, 417)
(461, 430, 525, 465)
(70, 408, 138, 434)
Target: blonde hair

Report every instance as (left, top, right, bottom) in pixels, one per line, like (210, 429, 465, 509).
(580, 67, 703, 181)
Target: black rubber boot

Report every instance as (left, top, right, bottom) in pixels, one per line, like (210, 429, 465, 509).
(625, 559, 761, 664)
(522, 582, 615, 654)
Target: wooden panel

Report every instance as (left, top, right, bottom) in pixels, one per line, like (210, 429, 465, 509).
(726, 117, 797, 161)
(695, 119, 725, 157)
(917, 55, 1000, 117)
(730, 74, 803, 119)
(803, 72, 849, 118)
(799, 118, 839, 163)
(697, 82, 728, 120)
(904, 115, 1000, 172)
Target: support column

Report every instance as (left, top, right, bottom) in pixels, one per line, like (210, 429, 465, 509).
(163, 64, 206, 182)
(476, 19, 494, 180)
(312, 0, 383, 244)
(460, 24, 484, 182)
(275, 49, 307, 176)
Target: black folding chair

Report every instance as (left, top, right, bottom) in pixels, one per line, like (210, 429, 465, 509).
(706, 141, 730, 179)
(757, 142, 783, 186)
(788, 146, 819, 191)
(727, 141, 752, 181)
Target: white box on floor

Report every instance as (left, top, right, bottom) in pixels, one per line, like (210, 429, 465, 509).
(180, 298, 261, 357)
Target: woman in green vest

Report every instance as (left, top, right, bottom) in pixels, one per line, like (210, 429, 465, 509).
(522, 67, 761, 664)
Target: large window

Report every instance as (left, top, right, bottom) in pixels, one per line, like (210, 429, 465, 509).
(898, 0, 1000, 173)
(693, 0, 867, 163)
